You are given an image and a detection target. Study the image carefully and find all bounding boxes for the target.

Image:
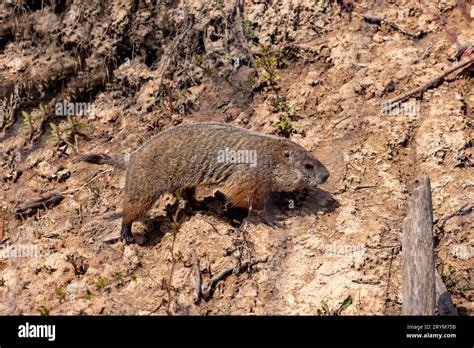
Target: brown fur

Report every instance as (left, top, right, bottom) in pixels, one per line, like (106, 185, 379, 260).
(82, 122, 330, 242)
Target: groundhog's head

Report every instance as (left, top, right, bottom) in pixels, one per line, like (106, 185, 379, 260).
(271, 143, 329, 191)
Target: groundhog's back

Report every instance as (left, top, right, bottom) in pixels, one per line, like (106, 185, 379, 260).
(124, 122, 285, 199)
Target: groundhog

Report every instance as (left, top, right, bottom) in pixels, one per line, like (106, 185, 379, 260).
(81, 122, 329, 242)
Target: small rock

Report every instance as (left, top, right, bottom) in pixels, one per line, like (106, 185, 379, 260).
(26, 150, 55, 169)
(353, 81, 365, 95)
(102, 233, 121, 244)
(449, 244, 473, 260)
(66, 282, 87, 294)
(2, 170, 22, 183)
(306, 71, 320, 86)
(123, 246, 136, 258)
(55, 169, 70, 182)
(373, 33, 384, 43)
(36, 162, 54, 178)
(44, 253, 65, 272)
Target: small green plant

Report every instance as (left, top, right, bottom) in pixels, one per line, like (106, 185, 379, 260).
(63, 115, 86, 140)
(274, 115, 293, 138)
(317, 295, 352, 316)
(48, 122, 63, 144)
(85, 289, 93, 300)
(68, 82, 96, 100)
(271, 98, 294, 115)
(317, 299, 330, 316)
(55, 288, 67, 301)
(339, 295, 353, 312)
(221, 68, 230, 80)
(96, 277, 109, 290)
(242, 20, 258, 41)
(272, 98, 296, 138)
(19, 103, 50, 142)
(44, 73, 66, 89)
(171, 222, 180, 232)
(202, 67, 215, 78)
(114, 272, 122, 281)
(175, 250, 184, 262)
(48, 115, 86, 148)
(87, 182, 101, 206)
(256, 44, 284, 91)
(194, 54, 203, 66)
(441, 265, 457, 289)
(19, 111, 40, 138)
(174, 190, 187, 219)
(194, 55, 216, 78)
(39, 306, 50, 316)
(38, 102, 47, 116)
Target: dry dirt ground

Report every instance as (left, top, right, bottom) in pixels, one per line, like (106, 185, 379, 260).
(0, 0, 472, 315)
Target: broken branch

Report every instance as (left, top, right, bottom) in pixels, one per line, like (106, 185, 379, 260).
(201, 256, 268, 301)
(386, 58, 473, 107)
(363, 16, 426, 40)
(15, 191, 64, 219)
(191, 250, 202, 304)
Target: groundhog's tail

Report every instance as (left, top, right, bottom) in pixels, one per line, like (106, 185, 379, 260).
(79, 153, 127, 170)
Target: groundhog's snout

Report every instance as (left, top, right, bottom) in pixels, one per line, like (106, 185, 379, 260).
(318, 168, 330, 184)
(314, 162, 330, 185)
(320, 169, 330, 183)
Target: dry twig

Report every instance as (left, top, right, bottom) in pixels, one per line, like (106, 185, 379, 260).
(191, 250, 202, 304)
(201, 256, 268, 301)
(15, 191, 64, 219)
(386, 58, 473, 107)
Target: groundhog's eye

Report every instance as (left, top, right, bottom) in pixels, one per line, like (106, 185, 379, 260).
(304, 163, 314, 170)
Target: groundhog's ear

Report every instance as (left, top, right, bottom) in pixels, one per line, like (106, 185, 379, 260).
(282, 150, 291, 162)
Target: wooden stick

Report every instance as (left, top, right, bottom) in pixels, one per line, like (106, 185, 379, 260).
(435, 203, 471, 229)
(14, 191, 64, 219)
(402, 174, 436, 315)
(202, 256, 268, 301)
(0, 206, 7, 242)
(191, 250, 202, 304)
(61, 169, 112, 194)
(387, 58, 473, 106)
(363, 16, 425, 40)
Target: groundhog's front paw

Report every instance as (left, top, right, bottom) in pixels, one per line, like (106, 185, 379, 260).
(120, 224, 135, 244)
(247, 210, 285, 229)
(261, 213, 285, 229)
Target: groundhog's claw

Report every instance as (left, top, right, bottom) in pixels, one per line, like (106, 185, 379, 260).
(121, 234, 134, 244)
(261, 214, 285, 229)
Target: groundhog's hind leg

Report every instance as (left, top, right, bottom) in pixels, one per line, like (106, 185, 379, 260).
(121, 199, 153, 243)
